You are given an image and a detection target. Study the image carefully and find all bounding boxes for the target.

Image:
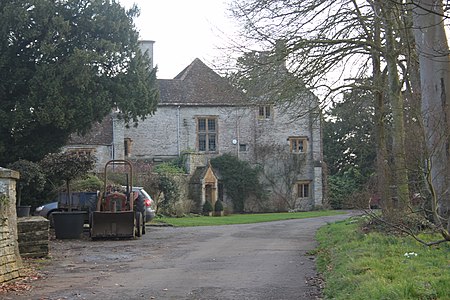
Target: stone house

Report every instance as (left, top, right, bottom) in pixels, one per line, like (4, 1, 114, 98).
(64, 41, 323, 212)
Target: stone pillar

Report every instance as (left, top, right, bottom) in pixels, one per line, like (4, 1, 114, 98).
(0, 167, 23, 283)
(313, 164, 323, 208)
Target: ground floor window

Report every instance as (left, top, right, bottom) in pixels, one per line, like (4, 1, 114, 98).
(296, 181, 310, 198)
(124, 138, 133, 157)
(67, 148, 96, 157)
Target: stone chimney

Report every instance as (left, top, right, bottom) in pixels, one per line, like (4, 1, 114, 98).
(139, 40, 155, 69)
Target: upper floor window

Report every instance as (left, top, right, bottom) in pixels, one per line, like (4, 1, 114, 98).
(197, 117, 217, 152)
(258, 105, 272, 120)
(288, 136, 308, 153)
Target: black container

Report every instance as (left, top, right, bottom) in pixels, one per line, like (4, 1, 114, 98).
(53, 211, 86, 239)
(16, 205, 31, 217)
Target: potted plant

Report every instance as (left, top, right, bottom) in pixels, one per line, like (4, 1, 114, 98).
(202, 200, 213, 216)
(214, 200, 224, 216)
(40, 152, 96, 239)
(7, 160, 45, 217)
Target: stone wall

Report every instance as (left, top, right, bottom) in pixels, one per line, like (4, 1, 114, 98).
(0, 167, 23, 283)
(125, 106, 255, 162)
(171, 174, 194, 216)
(17, 217, 49, 258)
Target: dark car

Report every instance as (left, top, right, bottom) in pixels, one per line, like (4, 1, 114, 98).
(131, 186, 156, 222)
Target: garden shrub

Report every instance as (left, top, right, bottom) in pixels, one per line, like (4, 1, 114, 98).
(203, 200, 213, 213)
(214, 200, 223, 212)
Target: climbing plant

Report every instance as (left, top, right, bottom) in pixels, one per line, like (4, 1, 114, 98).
(211, 154, 264, 212)
(152, 161, 183, 215)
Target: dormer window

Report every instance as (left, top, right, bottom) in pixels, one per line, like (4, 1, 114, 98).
(258, 105, 272, 119)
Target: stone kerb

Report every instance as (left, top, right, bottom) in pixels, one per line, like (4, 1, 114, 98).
(0, 167, 23, 283)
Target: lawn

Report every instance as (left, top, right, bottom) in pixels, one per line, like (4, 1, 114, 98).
(315, 217, 450, 300)
(152, 210, 346, 227)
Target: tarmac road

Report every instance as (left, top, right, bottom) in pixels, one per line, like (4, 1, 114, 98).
(4, 212, 358, 300)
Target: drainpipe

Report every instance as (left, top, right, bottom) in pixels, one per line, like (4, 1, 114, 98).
(111, 115, 115, 160)
(177, 105, 181, 156)
(236, 109, 240, 159)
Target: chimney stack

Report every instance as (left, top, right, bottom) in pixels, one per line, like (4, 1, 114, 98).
(138, 40, 155, 69)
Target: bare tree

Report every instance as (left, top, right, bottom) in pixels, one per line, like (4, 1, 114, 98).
(376, 0, 411, 213)
(228, 0, 410, 208)
(228, 0, 450, 243)
(411, 0, 450, 239)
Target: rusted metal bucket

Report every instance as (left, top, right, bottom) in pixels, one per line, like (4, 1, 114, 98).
(90, 211, 135, 239)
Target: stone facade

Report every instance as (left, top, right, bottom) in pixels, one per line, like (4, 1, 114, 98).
(122, 58, 324, 211)
(0, 167, 23, 283)
(64, 43, 324, 211)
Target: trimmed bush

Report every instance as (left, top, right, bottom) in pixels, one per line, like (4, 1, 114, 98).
(203, 200, 213, 213)
(214, 200, 223, 212)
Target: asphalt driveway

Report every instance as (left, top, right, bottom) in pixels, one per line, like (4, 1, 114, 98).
(4, 212, 358, 300)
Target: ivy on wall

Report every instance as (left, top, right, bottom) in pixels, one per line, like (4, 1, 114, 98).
(211, 154, 264, 212)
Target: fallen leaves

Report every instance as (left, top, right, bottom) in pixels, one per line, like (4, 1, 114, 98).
(0, 263, 45, 295)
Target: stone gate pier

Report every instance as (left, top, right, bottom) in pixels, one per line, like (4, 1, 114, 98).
(0, 167, 23, 283)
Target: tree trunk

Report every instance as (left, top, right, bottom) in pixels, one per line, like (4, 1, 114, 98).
(16, 187, 22, 207)
(412, 0, 450, 231)
(380, 0, 410, 214)
(371, 2, 391, 212)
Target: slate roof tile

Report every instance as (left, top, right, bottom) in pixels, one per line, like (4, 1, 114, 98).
(158, 58, 245, 106)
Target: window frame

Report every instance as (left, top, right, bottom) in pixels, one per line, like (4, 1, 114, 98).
(288, 136, 308, 153)
(67, 148, 96, 157)
(196, 116, 218, 153)
(239, 143, 248, 152)
(124, 138, 133, 157)
(258, 104, 273, 120)
(296, 181, 311, 198)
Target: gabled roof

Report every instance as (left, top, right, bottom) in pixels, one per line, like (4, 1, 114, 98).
(66, 59, 247, 146)
(190, 166, 208, 184)
(158, 58, 246, 106)
(189, 163, 220, 184)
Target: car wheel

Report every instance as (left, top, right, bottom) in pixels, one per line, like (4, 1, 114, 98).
(142, 216, 146, 235)
(135, 211, 142, 237)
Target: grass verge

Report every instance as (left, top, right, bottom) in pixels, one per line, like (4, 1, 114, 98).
(315, 217, 450, 300)
(152, 210, 345, 227)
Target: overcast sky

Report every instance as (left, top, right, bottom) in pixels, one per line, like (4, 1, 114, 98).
(118, 0, 238, 79)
